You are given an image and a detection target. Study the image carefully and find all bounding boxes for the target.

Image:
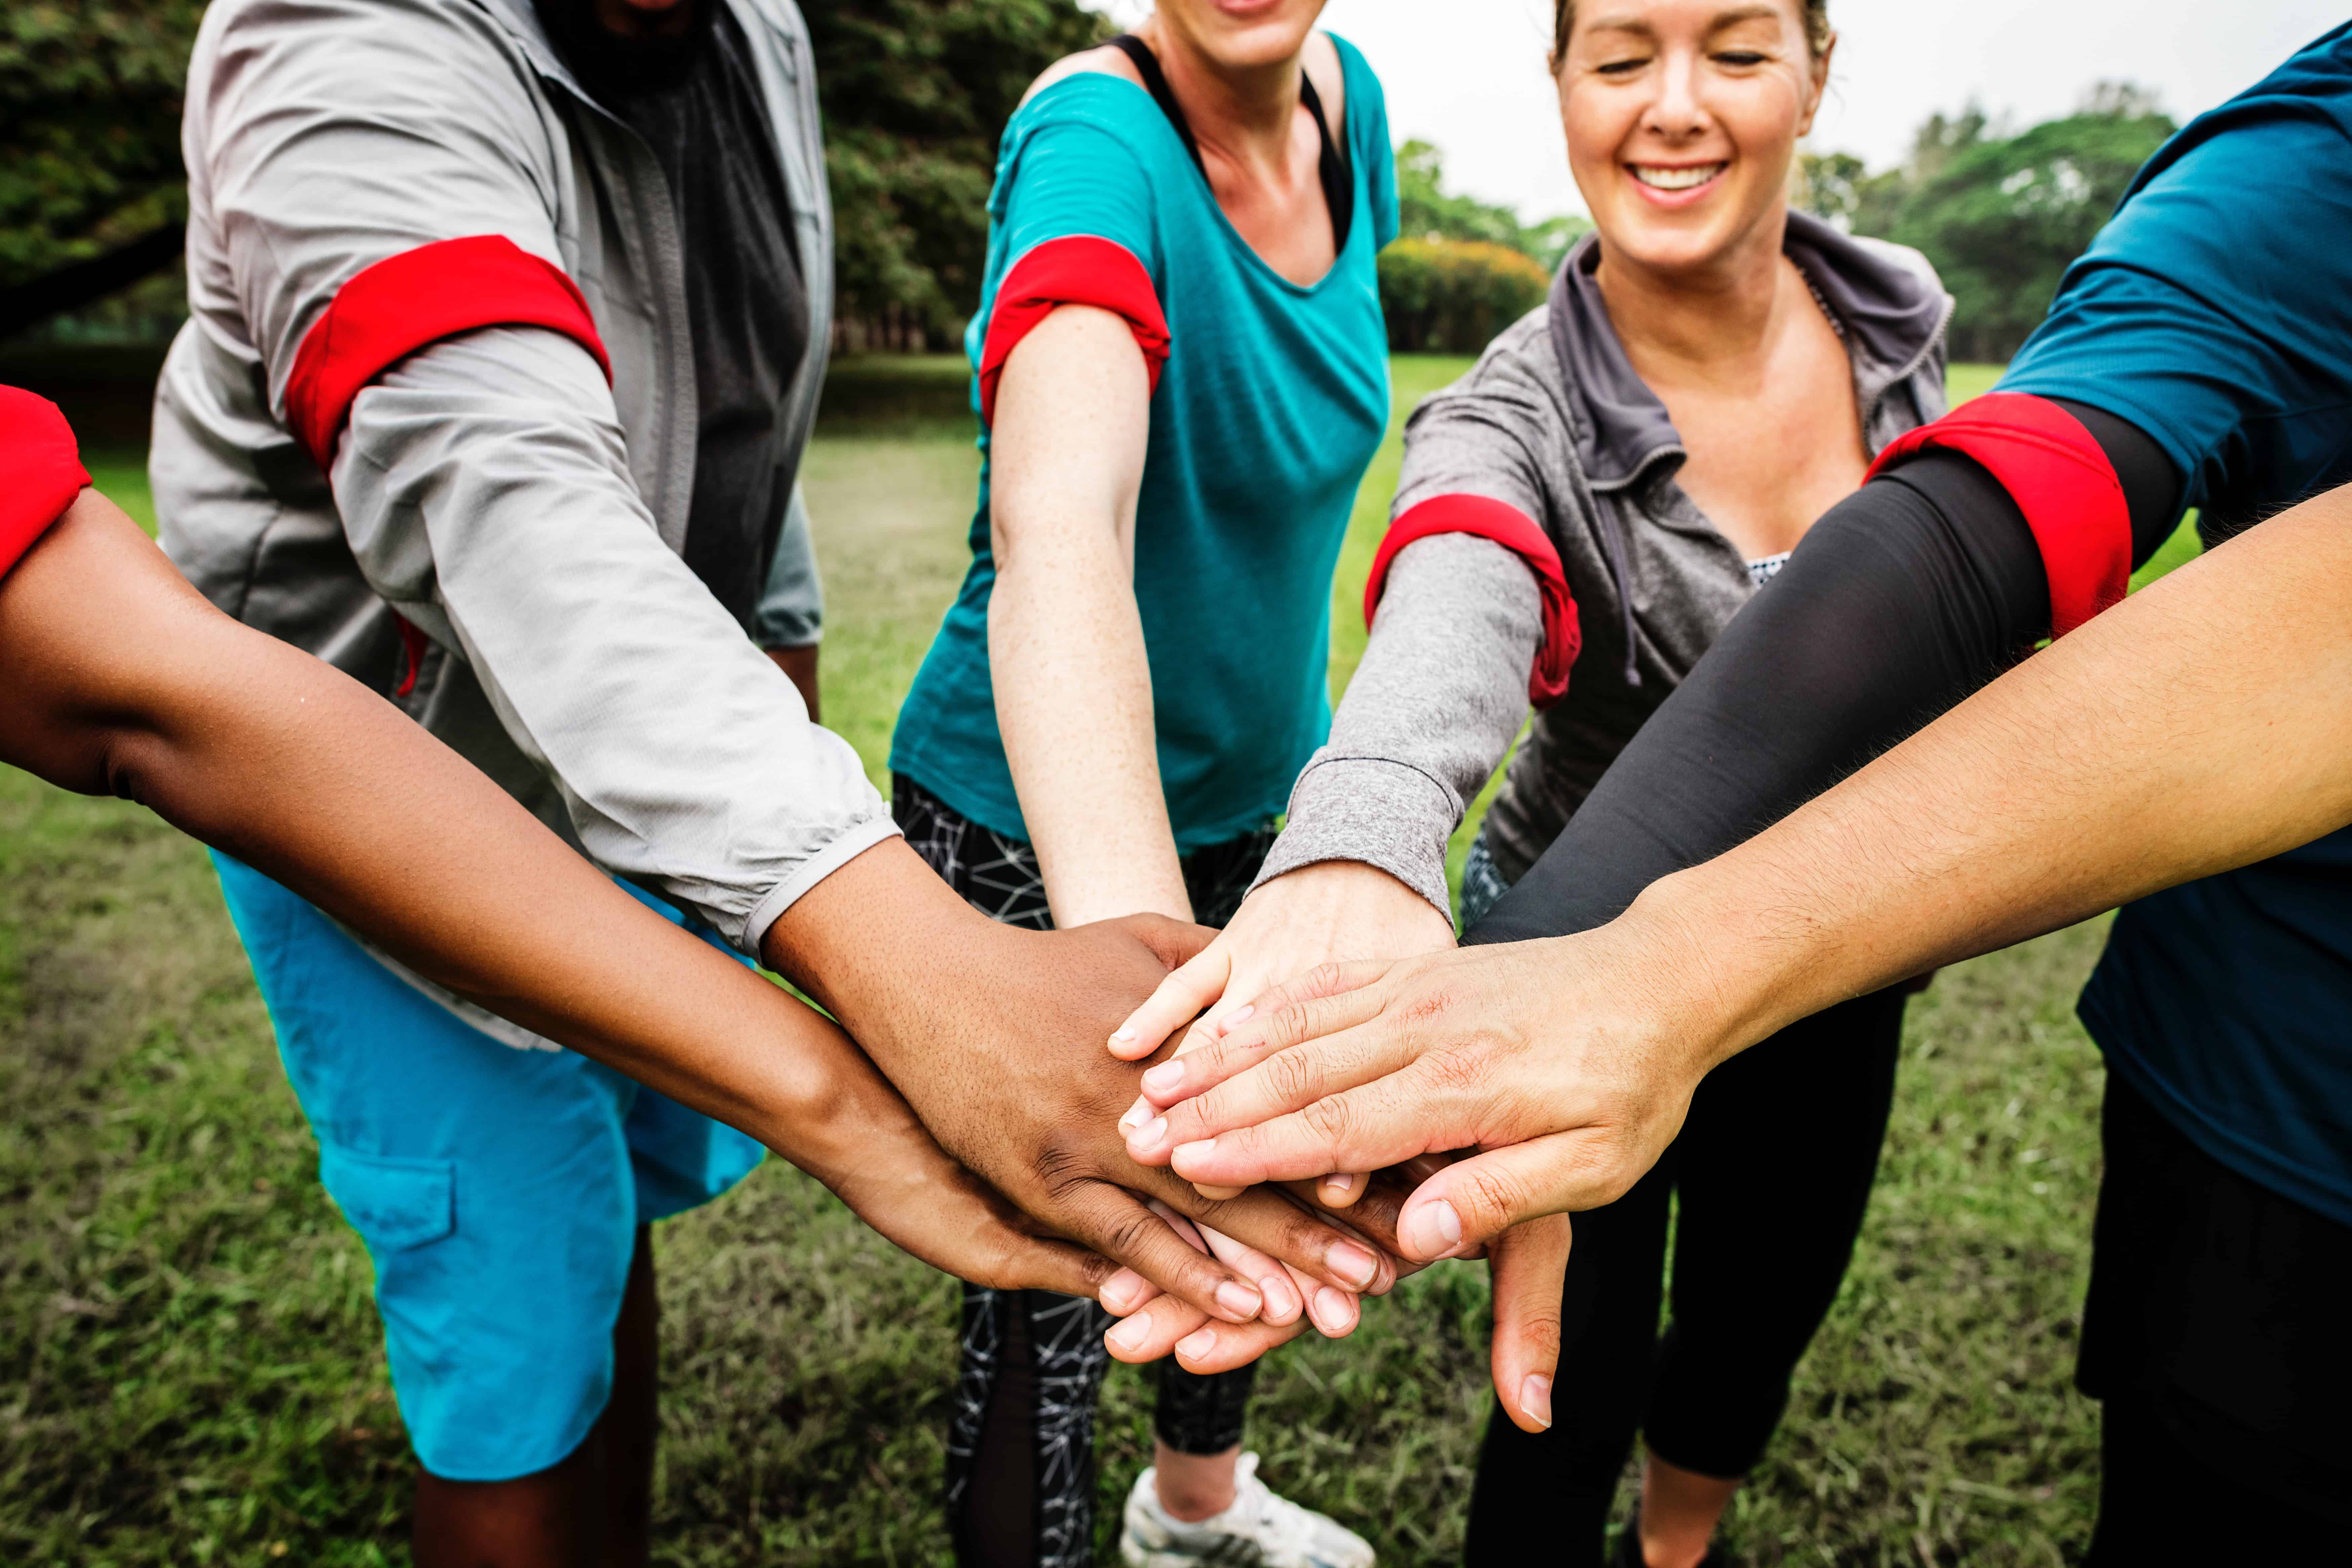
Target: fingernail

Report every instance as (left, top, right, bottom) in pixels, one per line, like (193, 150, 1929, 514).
(1214, 1280, 1263, 1321)
(1105, 1316, 1152, 1355)
(1170, 1137, 1218, 1176)
(1131, 1117, 1168, 1151)
(1321, 1172, 1355, 1197)
(1313, 1286, 1358, 1335)
(1100, 1269, 1145, 1313)
(1217, 1004, 1254, 1032)
(1405, 1199, 1463, 1260)
(1119, 1098, 1151, 1132)
(1260, 1273, 1300, 1324)
(1141, 1062, 1185, 1095)
(1326, 1239, 1378, 1290)
(1110, 1025, 1137, 1043)
(1520, 1373, 1554, 1430)
(1176, 1327, 1218, 1362)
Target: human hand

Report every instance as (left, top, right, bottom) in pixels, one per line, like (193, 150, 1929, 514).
(763, 840, 1404, 1325)
(1119, 899, 1736, 1262)
(792, 1025, 1125, 1295)
(1108, 860, 1457, 1204)
(1097, 1157, 1572, 1434)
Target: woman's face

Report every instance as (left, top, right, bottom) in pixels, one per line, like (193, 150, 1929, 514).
(1557, 1, 1829, 279)
(1155, 0, 1330, 72)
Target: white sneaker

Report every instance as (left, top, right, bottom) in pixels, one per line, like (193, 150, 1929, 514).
(1118, 1453, 1376, 1568)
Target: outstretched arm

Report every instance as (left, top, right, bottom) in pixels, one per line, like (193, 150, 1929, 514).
(0, 486, 1101, 1295)
(1131, 476, 2352, 1248)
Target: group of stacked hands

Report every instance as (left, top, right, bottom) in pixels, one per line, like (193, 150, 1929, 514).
(6, 0, 2352, 1563)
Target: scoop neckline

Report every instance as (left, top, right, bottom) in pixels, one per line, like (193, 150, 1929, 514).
(1023, 44, 1363, 300)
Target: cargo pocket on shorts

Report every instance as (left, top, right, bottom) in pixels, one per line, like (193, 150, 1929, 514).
(318, 1145, 457, 1253)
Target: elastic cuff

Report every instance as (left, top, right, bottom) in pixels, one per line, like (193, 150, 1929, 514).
(740, 814, 904, 960)
(1248, 756, 1457, 918)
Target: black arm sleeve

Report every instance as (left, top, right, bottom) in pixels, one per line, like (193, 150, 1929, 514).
(1466, 407, 2181, 946)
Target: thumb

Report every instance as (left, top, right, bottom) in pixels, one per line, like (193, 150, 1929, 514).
(1486, 1213, 1570, 1433)
(1398, 1131, 1613, 1258)
(1115, 912, 1219, 976)
(1109, 939, 1233, 1061)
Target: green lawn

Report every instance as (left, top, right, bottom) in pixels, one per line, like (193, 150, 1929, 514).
(1, 359, 2191, 1565)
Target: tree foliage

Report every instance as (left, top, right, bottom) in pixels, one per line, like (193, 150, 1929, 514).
(810, 0, 1106, 350)
(1799, 84, 2176, 361)
(1395, 138, 1587, 272)
(0, 0, 200, 333)
(1378, 237, 1550, 355)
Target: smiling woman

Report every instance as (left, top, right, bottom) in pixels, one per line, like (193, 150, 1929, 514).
(1109, 0, 1967, 1564)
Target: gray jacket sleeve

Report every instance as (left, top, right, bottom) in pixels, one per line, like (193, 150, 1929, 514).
(753, 480, 824, 649)
(337, 329, 894, 955)
(1251, 533, 1540, 917)
(203, 0, 890, 955)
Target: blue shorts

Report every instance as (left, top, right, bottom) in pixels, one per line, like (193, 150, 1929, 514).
(210, 853, 766, 1481)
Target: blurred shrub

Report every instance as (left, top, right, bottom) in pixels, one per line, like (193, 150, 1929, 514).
(1378, 237, 1550, 355)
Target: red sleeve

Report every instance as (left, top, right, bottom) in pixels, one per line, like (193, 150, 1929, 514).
(284, 235, 613, 467)
(976, 235, 1171, 428)
(0, 387, 91, 583)
(1863, 391, 2130, 638)
(1365, 494, 1582, 707)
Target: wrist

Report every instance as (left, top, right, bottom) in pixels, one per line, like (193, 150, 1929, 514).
(1604, 873, 1779, 1080)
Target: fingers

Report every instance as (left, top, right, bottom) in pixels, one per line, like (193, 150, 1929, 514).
(1148, 1176, 1394, 1296)
(1485, 1213, 1570, 1434)
(1185, 1217, 1304, 1326)
(1316, 1171, 1368, 1208)
(974, 1229, 1124, 1301)
(1113, 910, 1219, 974)
(1109, 941, 1231, 1062)
(1395, 1132, 1607, 1260)
(1154, 1074, 1474, 1196)
(1064, 1186, 1270, 1323)
(1130, 967, 1395, 1113)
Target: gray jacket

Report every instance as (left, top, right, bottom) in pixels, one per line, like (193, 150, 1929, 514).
(153, 0, 893, 990)
(1258, 213, 1952, 914)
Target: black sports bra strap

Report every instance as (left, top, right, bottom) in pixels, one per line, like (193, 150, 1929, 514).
(1105, 34, 1353, 252)
(1107, 34, 1204, 173)
(1298, 70, 1354, 252)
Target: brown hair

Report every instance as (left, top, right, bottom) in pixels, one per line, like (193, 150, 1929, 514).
(1551, 1, 1832, 72)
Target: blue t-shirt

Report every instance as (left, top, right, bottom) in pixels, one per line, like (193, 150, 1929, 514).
(889, 38, 1397, 851)
(2001, 22, 2352, 1225)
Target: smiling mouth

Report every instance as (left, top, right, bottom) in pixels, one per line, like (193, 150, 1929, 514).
(1629, 163, 1727, 191)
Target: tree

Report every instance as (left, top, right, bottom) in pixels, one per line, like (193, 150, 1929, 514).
(0, 1, 200, 337)
(1395, 139, 1587, 271)
(810, 0, 1107, 351)
(1802, 87, 2175, 362)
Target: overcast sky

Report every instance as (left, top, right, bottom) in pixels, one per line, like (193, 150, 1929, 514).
(1083, 1, 2348, 219)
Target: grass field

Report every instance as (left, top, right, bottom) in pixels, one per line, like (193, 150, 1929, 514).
(2, 358, 2199, 1565)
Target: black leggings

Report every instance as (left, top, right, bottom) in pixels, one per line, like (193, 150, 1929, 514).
(895, 776, 1270, 1568)
(1464, 985, 1908, 1565)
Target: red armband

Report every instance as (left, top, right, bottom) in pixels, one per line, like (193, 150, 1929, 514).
(285, 235, 612, 468)
(1365, 495, 1581, 707)
(1864, 392, 2130, 638)
(0, 387, 90, 582)
(976, 236, 1170, 427)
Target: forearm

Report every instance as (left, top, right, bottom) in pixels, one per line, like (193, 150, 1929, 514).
(1635, 480, 2352, 1055)
(987, 302, 1184, 925)
(992, 538, 1188, 923)
(1254, 534, 1539, 916)
(0, 497, 870, 1170)
(1472, 453, 2053, 943)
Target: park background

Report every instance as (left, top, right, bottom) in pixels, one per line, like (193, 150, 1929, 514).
(0, 0, 2306, 1562)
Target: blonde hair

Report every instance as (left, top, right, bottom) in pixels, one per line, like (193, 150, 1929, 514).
(1550, 0, 1832, 72)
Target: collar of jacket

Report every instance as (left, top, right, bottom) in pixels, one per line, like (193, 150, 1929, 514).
(1544, 208, 1950, 496)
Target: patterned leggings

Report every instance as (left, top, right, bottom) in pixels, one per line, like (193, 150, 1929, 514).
(895, 776, 1273, 1568)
